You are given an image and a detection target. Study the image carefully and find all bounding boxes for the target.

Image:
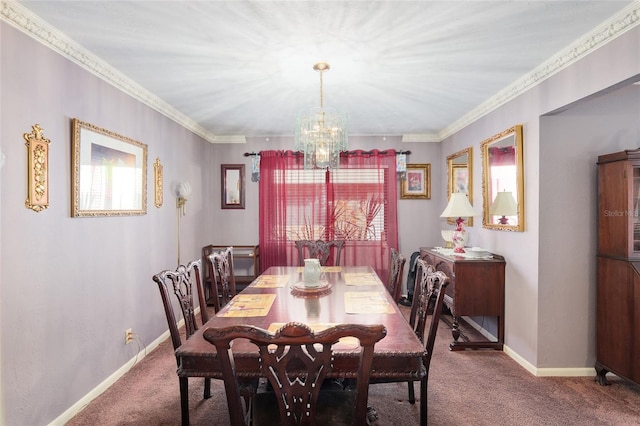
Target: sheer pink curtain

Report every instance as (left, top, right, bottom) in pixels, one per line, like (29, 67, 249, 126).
(339, 150, 398, 280)
(259, 149, 398, 280)
(489, 146, 516, 166)
(258, 150, 300, 270)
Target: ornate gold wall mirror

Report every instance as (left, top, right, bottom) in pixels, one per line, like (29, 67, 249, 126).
(481, 125, 524, 231)
(446, 147, 473, 226)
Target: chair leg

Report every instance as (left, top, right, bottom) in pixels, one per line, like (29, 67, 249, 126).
(180, 377, 189, 426)
(407, 380, 415, 404)
(420, 377, 427, 425)
(204, 377, 211, 399)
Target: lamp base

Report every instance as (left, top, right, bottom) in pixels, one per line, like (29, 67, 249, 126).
(452, 229, 467, 253)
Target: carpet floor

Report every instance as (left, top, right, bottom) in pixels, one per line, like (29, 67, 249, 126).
(66, 307, 640, 425)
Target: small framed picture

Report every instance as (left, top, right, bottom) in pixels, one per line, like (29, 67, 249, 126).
(401, 163, 431, 199)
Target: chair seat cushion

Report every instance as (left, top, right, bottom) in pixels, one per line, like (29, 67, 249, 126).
(253, 389, 357, 426)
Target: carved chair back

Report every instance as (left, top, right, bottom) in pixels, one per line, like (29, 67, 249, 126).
(386, 248, 406, 303)
(207, 247, 237, 312)
(295, 240, 345, 266)
(204, 322, 386, 426)
(152, 259, 209, 351)
(202, 244, 217, 307)
(409, 258, 436, 328)
(414, 269, 449, 366)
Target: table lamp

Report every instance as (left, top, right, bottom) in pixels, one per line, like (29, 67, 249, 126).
(440, 192, 478, 253)
(489, 191, 517, 224)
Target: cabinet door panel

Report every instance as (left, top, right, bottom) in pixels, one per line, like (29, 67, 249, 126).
(633, 269, 640, 382)
(454, 263, 504, 316)
(596, 257, 633, 376)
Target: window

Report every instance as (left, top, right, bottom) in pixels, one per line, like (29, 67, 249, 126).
(259, 150, 398, 279)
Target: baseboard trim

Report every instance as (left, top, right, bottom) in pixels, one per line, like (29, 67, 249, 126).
(46, 307, 194, 426)
(463, 317, 596, 378)
(503, 344, 596, 377)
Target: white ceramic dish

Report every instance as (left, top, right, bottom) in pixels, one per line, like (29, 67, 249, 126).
(466, 247, 490, 258)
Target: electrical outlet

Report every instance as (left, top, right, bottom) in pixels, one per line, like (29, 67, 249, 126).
(125, 328, 133, 344)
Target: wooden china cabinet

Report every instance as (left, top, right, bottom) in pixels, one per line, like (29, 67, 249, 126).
(596, 150, 640, 386)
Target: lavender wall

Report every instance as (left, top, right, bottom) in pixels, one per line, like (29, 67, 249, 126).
(0, 23, 216, 425)
(538, 83, 640, 368)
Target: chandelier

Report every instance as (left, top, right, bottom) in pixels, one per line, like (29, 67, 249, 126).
(295, 62, 348, 169)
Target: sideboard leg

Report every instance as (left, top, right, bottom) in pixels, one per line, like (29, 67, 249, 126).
(451, 316, 461, 342)
(595, 363, 610, 386)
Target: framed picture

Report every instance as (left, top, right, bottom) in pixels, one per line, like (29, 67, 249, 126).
(401, 163, 431, 199)
(451, 164, 469, 194)
(447, 157, 473, 226)
(71, 118, 147, 217)
(221, 164, 245, 209)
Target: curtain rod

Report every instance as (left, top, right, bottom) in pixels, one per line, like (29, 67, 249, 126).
(243, 149, 411, 157)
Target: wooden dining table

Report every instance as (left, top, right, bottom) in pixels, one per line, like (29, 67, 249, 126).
(176, 265, 427, 424)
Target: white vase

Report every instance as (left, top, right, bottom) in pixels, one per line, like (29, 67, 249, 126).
(452, 228, 467, 253)
(303, 258, 322, 287)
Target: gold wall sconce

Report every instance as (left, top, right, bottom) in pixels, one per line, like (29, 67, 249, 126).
(175, 181, 191, 266)
(176, 181, 191, 216)
(24, 124, 50, 212)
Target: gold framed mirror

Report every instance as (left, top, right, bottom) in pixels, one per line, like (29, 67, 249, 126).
(221, 164, 245, 209)
(446, 147, 473, 226)
(481, 125, 524, 231)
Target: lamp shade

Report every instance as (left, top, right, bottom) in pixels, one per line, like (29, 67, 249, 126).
(176, 182, 192, 199)
(489, 191, 517, 216)
(440, 192, 477, 218)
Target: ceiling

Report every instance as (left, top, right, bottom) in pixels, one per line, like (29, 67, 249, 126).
(11, 1, 636, 142)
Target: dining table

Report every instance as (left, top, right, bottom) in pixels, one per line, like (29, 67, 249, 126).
(176, 265, 427, 424)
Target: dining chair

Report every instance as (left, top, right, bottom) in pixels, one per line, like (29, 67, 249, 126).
(407, 260, 449, 409)
(152, 259, 211, 426)
(408, 258, 435, 329)
(201, 244, 217, 306)
(203, 322, 387, 426)
(366, 258, 443, 416)
(295, 239, 345, 266)
(206, 246, 237, 313)
(386, 248, 406, 304)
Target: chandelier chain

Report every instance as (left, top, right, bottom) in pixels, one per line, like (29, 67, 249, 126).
(295, 61, 347, 170)
(319, 68, 324, 109)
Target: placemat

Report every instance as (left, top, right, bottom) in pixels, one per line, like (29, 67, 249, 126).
(252, 274, 289, 288)
(220, 294, 276, 317)
(344, 291, 395, 314)
(343, 272, 382, 286)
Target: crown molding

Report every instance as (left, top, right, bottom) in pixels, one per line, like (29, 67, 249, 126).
(211, 135, 247, 144)
(401, 134, 440, 143)
(0, 0, 222, 144)
(439, 1, 640, 141)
